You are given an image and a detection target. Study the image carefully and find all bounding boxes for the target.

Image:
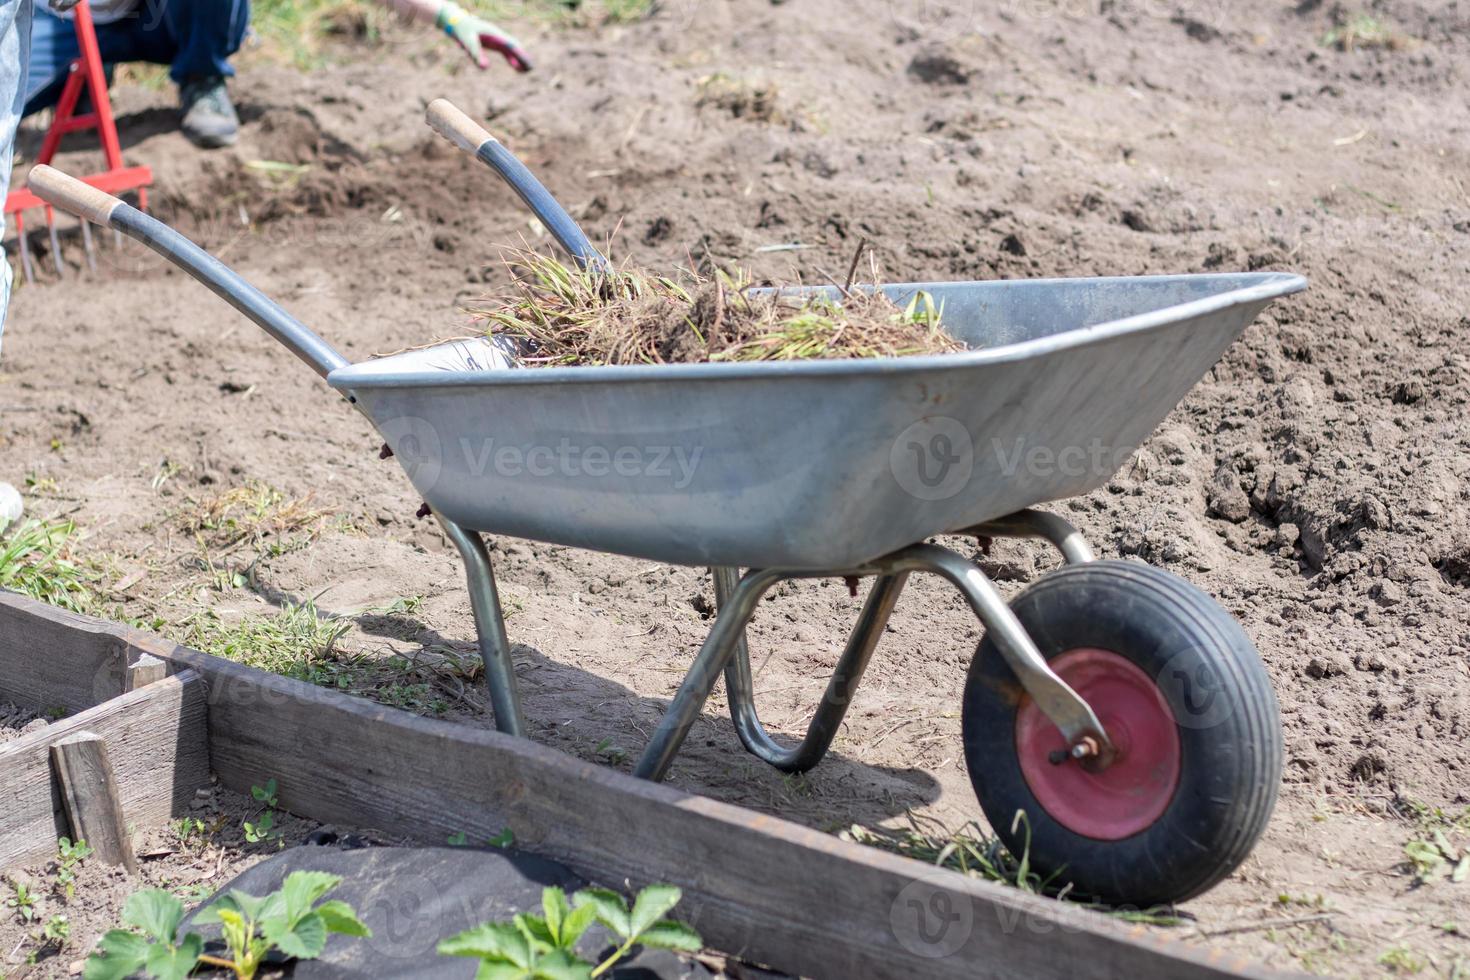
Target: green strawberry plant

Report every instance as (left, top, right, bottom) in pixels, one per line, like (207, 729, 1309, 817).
(83, 871, 369, 980)
(438, 883, 701, 979)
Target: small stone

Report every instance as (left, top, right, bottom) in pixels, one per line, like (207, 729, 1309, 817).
(1305, 655, 1349, 679)
(1274, 522, 1301, 547)
(1207, 465, 1251, 523)
(1369, 581, 1404, 607)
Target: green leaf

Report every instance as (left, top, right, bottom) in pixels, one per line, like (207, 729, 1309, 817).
(516, 912, 555, 950)
(281, 871, 341, 923)
(440, 922, 534, 965)
(121, 889, 184, 944)
(542, 887, 568, 943)
(143, 933, 203, 980)
(559, 902, 598, 950)
(636, 921, 703, 952)
(533, 948, 594, 980)
(488, 828, 516, 848)
(266, 909, 329, 960)
(316, 899, 371, 937)
(628, 885, 682, 938)
(82, 929, 150, 980)
(573, 888, 629, 939)
(195, 888, 266, 926)
(1454, 856, 1470, 884)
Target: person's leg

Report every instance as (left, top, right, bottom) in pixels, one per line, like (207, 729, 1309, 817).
(121, 0, 249, 147)
(119, 0, 249, 85)
(1, 0, 32, 523)
(20, 5, 74, 117)
(1, 0, 33, 347)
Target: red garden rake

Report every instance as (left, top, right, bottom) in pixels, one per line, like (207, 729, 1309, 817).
(4, 1, 152, 281)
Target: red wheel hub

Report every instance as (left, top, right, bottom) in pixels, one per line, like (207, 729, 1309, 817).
(1014, 648, 1181, 840)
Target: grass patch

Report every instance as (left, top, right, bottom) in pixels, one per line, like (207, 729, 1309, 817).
(1377, 945, 1426, 975)
(184, 480, 330, 552)
(183, 599, 462, 717)
(472, 249, 959, 366)
(840, 813, 1184, 923)
(244, 0, 654, 68)
(1399, 800, 1470, 885)
(1322, 13, 1413, 52)
(0, 519, 95, 613)
(185, 599, 350, 677)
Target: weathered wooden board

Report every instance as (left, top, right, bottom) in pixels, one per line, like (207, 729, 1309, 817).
(0, 591, 1270, 979)
(51, 732, 141, 873)
(0, 594, 132, 713)
(0, 669, 210, 871)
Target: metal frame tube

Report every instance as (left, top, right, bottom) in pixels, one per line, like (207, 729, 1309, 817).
(721, 571, 909, 773)
(633, 567, 787, 781)
(637, 534, 1111, 782)
(438, 515, 526, 737)
(966, 508, 1096, 564)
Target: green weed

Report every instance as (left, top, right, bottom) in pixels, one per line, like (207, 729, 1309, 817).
(1322, 13, 1411, 51)
(5, 877, 38, 923)
(54, 838, 92, 901)
(0, 519, 95, 612)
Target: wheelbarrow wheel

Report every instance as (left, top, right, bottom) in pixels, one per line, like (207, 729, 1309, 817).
(960, 559, 1281, 907)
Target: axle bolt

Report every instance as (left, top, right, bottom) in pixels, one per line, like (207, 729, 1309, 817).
(1070, 736, 1100, 760)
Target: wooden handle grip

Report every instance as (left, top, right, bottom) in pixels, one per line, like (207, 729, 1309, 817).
(426, 98, 494, 155)
(27, 165, 123, 226)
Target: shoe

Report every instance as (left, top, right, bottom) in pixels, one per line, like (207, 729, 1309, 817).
(0, 482, 22, 530)
(180, 76, 239, 149)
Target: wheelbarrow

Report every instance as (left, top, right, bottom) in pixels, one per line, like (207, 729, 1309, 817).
(27, 100, 1305, 906)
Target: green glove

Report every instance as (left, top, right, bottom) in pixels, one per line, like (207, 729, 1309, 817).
(436, 1, 533, 72)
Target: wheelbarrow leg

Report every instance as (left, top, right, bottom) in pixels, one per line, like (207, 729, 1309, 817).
(719, 568, 909, 773)
(634, 567, 786, 782)
(437, 515, 526, 737)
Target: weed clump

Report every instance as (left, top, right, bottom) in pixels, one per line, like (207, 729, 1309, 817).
(470, 249, 964, 367)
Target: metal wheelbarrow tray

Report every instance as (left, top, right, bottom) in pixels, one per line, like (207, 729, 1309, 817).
(29, 114, 1304, 910)
(336, 272, 1302, 570)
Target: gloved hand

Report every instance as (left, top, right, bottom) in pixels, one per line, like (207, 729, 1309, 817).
(436, 1, 533, 72)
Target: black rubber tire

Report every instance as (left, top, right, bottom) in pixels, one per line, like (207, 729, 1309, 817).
(961, 559, 1282, 907)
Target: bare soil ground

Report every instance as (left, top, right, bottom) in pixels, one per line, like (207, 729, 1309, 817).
(3, 1, 1468, 976)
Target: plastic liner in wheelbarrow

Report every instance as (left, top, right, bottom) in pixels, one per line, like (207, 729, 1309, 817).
(333, 272, 1306, 569)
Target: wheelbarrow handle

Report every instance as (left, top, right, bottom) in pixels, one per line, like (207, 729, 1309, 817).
(426, 98, 609, 274)
(26, 165, 349, 379)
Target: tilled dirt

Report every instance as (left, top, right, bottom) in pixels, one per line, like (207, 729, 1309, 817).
(3, 1, 1468, 976)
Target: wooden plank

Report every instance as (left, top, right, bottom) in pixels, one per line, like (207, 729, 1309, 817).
(50, 732, 140, 873)
(0, 589, 132, 714)
(0, 671, 209, 872)
(127, 636, 1269, 980)
(125, 653, 168, 692)
(0, 592, 1268, 979)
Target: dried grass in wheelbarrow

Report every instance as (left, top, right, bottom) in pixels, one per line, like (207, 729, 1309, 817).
(469, 249, 964, 366)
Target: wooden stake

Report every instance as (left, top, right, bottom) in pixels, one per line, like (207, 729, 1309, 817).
(125, 653, 167, 692)
(49, 732, 138, 874)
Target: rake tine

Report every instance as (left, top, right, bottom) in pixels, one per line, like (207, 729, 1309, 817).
(46, 206, 64, 278)
(16, 212, 34, 284)
(112, 228, 123, 250)
(79, 216, 97, 273)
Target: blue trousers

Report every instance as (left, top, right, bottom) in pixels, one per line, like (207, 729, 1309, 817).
(25, 0, 250, 116)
